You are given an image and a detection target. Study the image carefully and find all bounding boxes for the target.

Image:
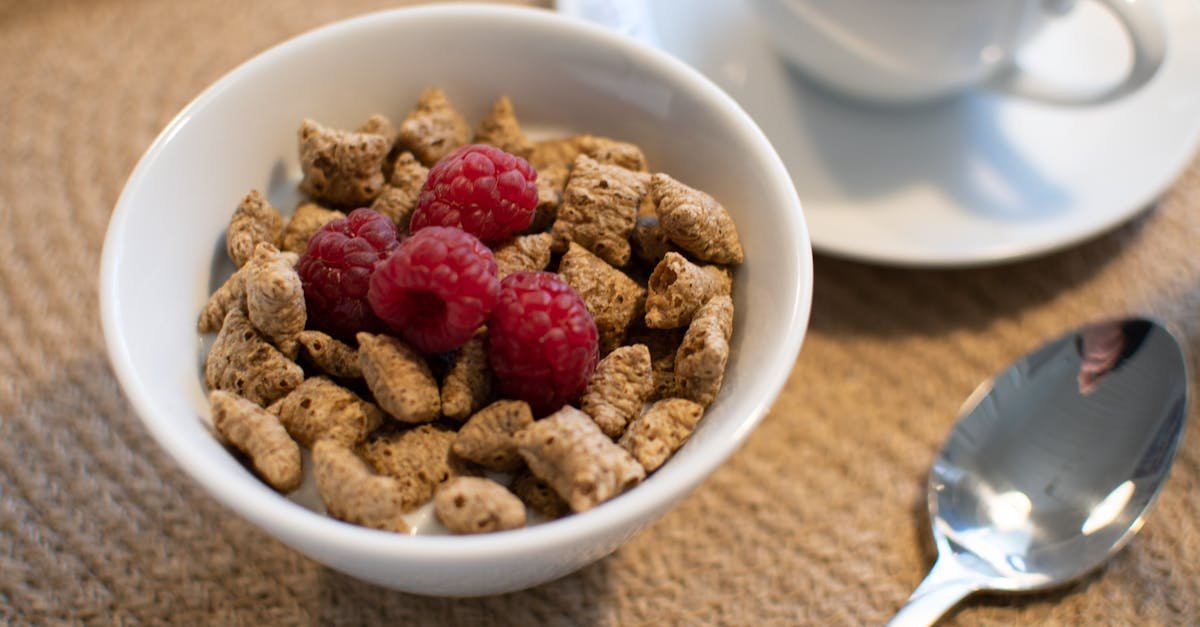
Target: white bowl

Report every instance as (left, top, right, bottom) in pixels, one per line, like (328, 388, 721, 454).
(99, 4, 812, 596)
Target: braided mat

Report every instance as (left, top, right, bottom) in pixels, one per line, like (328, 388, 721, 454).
(3, 0, 1199, 624)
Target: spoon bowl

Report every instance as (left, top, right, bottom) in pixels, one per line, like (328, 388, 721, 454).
(891, 318, 1189, 625)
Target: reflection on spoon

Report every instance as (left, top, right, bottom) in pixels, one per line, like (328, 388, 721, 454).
(889, 317, 1189, 626)
(1075, 319, 1151, 395)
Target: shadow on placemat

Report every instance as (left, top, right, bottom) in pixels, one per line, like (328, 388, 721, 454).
(315, 559, 614, 625)
(809, 209, 1154, 339)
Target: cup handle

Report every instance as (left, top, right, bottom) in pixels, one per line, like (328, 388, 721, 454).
(991, 0, 1167, 105)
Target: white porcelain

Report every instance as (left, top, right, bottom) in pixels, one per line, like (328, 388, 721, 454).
(99, 5, 812, 596)
(606, 0, 1200, 266)
(748, 0, 1166, 105)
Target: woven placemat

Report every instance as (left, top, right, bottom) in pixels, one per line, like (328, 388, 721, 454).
(2, 0, 1198, 624)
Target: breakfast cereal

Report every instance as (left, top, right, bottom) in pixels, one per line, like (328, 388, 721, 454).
(276, 376, 383, 448)
(451, 399, 533, 472)
(359, 423, 475, 512)
(370, 151, 427, 227)
(298, 118, 390, 206)
(357, 332, 441, 423)
(205, 308, 304, 407)
(551, 154, 649, 266)
(356, 113, 399, 147)
(630, 214, 676, 266)
(514, 406, 646, 513)
(439, 330, 494, 421)
(558, 242, 646, 354)
(398, 87, 469, 167)
(528, 162, 568, 233)
(644, 252, 733, 329)
(619, 398, 704, 472)
(529, 134, 647, 173)
(675, 294, 734, 407)
(511, 471, 569, 520)
(580, 344, 654, 438)
(244, 242, 306, 358)
(226, 189, 284, 268)
(576, 134, 648, 173)
(434, 477, 526, 534)
(491, 232, 553, 279)
(474, 95, 532, 158)
(296, 330, 362, 379)
(281, 202, 345, 254)
(210, 390, 303, 493)
(651, 173, 744, 264)
(198, 264, 247, 333)
(626, 325, 684, 401)
(313, 439, 410, 533)
(198, 87, 748, 535)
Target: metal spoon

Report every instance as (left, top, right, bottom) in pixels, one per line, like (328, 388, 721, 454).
(889, 318, 1189, 626)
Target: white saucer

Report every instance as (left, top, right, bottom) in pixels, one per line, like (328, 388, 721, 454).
(560, 0, 1200, 266)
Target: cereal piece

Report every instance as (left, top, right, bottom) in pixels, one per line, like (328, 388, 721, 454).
(276, 376, 383, 448)
(627, 326, 684, 401)
(514, 406, 646, 512)
(298, 118, 389, 206)
(398, 87, 469, 167)
(244, 243, 306, 357)
(357, 332, 440, 423)
(210, 390, 302, 492)
(510, 470, 570, 519)
(631, 214, 677, 266)
(675, 295, 734, 407)
(652, 173, 744, 264)
(198, 265, 247, 333)
(370, 185, 417, 230)
(473, 95, 532, 158)
(492, 233, 553, 279)
(204, 309, 304, 406)
(358, 424, 472, 512)
(526, 162, 568, 234)
(312, 440, 409, 533)
(281, 202, 345, 254)
(297, 330, 362, 379)
(558, 242, 646, 353)
(356, 113, 399, 147)
(440, 332, 494, 421)
(645, 252, 733, 329)
(580, 345, 654, 438)
(529, 135, 586, 171)
(578, 135, 647, 172)
(551, 155, 649, 267)
(530, 134, 646, 172)
(451, 399, 533, 471)
(619, 398, 704, 472)
(388, 150, 429, 189)
(435, 477, 526, 534)
(370, 152, 428, 228)
(226, 189, 284, 269)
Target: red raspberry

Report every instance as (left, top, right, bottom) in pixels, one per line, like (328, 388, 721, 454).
(368, 226, 500, 354)
(487, 271, 599, 415)
(409, 144, 538, 243)
(296, 208, 399, 341)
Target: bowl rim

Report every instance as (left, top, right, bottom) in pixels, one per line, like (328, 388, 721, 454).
(99, 2, 813, 563)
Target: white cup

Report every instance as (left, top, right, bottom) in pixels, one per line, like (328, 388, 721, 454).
(750, 0, 1167, 105)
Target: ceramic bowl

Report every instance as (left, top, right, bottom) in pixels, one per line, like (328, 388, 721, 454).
(99, 4, 812, 596)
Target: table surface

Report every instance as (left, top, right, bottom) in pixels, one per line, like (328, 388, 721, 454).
(3, 0, 1198, 624)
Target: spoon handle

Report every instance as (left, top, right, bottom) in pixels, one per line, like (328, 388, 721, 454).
(887, 554, 983, 627)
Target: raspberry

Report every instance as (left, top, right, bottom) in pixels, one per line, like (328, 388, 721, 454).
(410, 144, 538, 243)
(487, 271, 599, 415)
(296, 208, 399, 340)
(368, 226, 500, 354)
